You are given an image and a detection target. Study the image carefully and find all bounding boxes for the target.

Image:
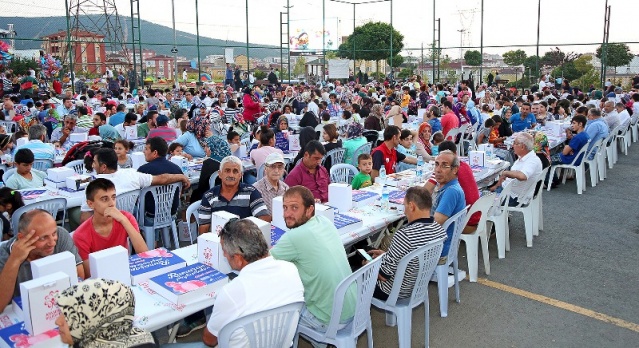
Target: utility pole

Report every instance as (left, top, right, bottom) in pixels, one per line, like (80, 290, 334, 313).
(171, 0, 178, 85)
(420, 42, 424, 78)
(457, 29, 466, 61)
(432, 0, 436, 83)
(195, 0, 201, 83)
(535, 0, 541, 80)
(479, 0, 484, 83)
(245, 0, 250, 72)
(601, 1, 611, 88)
(64, 0, 74, 94)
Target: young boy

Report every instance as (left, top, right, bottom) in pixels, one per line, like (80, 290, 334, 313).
(5, 149, 47, 190)
(431, 132, 445, 156)
(168, 142, 192, 160)
(351, 153, 373, 190)
(72, 178, 149, 277)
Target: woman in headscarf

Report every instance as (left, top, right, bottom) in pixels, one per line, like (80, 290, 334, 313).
(190, 135, 232, 203)
(273, 115, 290, 152)
(173, 107, 212, 158)
(292, 126, 318, 167)
(299, 110, 319, 129)
(342, 121, 366, 164)
(98, 124, 121, 143)
(498, 107, 513, 138)
(55, 279, 156, 348)
(385, 97, 403, 127)
(414, 122, 435, 161)
(364, 104, 383, 131)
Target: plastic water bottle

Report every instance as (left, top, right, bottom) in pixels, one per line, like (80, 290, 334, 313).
(378, 166, 387, 186)
(381, 186, 390, 211)
(416, 156, 424, 180)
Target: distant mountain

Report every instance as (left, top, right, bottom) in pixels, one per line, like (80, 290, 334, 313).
(0, 15, 280, 59)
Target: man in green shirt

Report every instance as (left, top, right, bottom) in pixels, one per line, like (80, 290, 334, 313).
(137, 110, 158, 138)
(270, 186, 356, 343)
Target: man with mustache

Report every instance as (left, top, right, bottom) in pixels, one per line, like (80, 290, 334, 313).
(198, 155, 271, 234)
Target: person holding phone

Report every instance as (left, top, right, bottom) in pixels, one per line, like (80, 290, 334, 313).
(366, 186, 446, 301)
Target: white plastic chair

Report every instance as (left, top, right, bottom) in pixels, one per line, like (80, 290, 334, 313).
(32, 159, 54, 171)
(133, 142, 145, 152)
(630, 114, 639, 143)
(617, 121, 631, 155)
(2, 168, 16, 183)
(531, 167, 549, 235)
(294, 254, 384, 348)
(11, 197, 67, 233)
(371, 238, 445, 348)
(116, 190, 140, 216)
(256, 163, 266, 180)
(583, 139, 603, 188)
(486, 180, 514, 259)
(433, 208, 467, 318)
(185, 201, 201, 245)
(547, 139, 591, 194)
(330, 163, 358, 184)
(604, 125, 619, 169)
(505, 170, 544, 248)
(350, 142, 373, 166)
(597, 138, 608, 181)
(208, 171, 219, 189)
(321, 148, 346, 168)
(459, 193, 495, 283)
(218, 301, 304, 348)
(64, 159, 86, 175)
(0, 121, 18, 133)
(138, 183, 182, 250)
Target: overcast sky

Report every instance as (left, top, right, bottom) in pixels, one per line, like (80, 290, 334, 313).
(4, 0, 638, 57)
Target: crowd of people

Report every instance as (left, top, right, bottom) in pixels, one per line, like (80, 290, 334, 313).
(0, 64, 638, 347)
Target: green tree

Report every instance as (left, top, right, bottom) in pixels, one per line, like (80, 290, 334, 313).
(503, 49, 527, 67)
(8, 57, 39, 76)
(523, 55, 541, 79)
(253, 69, 266, 80)
(464, 50, 482, 66)
(397, 68, 413, 79)
(293, 56, 306, 78)
(387, 55, 404, 68)
(338, 21, 404, 76)
(597, 43, 634, 78)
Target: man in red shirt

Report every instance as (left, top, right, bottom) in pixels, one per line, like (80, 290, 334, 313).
(72, 178, 148, 277)
(424, 141, 480, 233)
(441, 100, 460, 139)
(284, 140, 330, 203)
(370, 125, 417, 182)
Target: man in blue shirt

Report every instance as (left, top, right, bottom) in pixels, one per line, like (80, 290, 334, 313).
(556, 115, 590, 165)
(432, 150, 466, 259)
(16, 124, 55, 161)
(584, 108, 609, 160)
(224, 63, 234, 89)
(108, 103, 127, 126)
(510, 102, 536, 132)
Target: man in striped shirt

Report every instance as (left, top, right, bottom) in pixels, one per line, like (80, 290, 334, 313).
(368, 186, 446, 300)
(146, 115, 177, 142)
(15, 124, 55, 161)
(198, 156, 271, 234)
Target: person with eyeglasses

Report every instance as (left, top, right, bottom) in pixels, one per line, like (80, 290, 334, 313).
(253, 153, 289, 216)
(0, 209, 84, 313)
(430, 150, 466, 260)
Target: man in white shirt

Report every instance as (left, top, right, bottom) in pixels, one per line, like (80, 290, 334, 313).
(201, 219, 304, 347)
(114, 112, 137, 138)
(490, 132, 542, 205)
(615, 102, 631, 126)
(74, 148, 190, 226)
(602, 101, 620, 131)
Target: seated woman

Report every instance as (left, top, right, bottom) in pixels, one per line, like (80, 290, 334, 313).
(342, 122, 366, 164)
(55, 279, 157, 348)
(5, 149, 46, 189)
(189, 136, 232, 204)
(321, 123, 342, 171)
(273, 115, 290, 152)
(250, 126, 283, 170)
(174, 107, 212, 158)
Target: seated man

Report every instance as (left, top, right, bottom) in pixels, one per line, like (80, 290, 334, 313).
(88, 112, 106, 136)
(5, 149, 46, 190)
(198, 155, 271, 234)
(200, 219, 304, 347)
(73, 178, 148, 277)
(270, 186, 356, 345)
(368, 186, 446, 300)
(15, 124, 55, 161)
(50, 114, 89, 149)
(489, 133, 542, 206)
(425, 141, 479, 233)
(284, 140, 330, 203)
(114, 112, 137, 139)
(0, 210, 84, 312)
(510, 102, 537, 132)
(431, 150, 466, 260)
(253, 152, 289, 216)
(550, 115, 590, 185)
(370, 125, 417, 182)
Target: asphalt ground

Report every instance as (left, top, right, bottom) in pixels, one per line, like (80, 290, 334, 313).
(174, 142, 639, 348)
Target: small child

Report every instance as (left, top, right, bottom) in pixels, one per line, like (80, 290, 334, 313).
(431, 132, 444, 156)
(168, 142, 192, 160)
(114, 140, 133, 169)
(5, 149, 46, 190)
(397, 129, 416, 172)
(351, 153, 373, 190)
(0, 187, 24, 240)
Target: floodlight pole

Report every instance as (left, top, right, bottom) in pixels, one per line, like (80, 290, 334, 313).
(479, 0, 484, 83)
(535, 0, 541, 80)
(64, 0, 74, 94)
(195, 0, 202, 82)
(389, 0, 393, 80)
(246, 0, 250, 72)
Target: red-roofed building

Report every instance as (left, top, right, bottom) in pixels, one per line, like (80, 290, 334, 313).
(41, 30, 106, 75)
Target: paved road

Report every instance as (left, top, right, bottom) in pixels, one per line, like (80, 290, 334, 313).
(179, 143, 639, 348)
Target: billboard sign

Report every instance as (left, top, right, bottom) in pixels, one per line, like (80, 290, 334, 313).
(289, 17, 339, 56)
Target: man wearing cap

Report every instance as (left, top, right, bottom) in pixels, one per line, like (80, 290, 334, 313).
(253, 153, 289, 216)
(137, 110, 158, 138)
(51, 114, 89, 149)
(146, 114, 177, 142)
